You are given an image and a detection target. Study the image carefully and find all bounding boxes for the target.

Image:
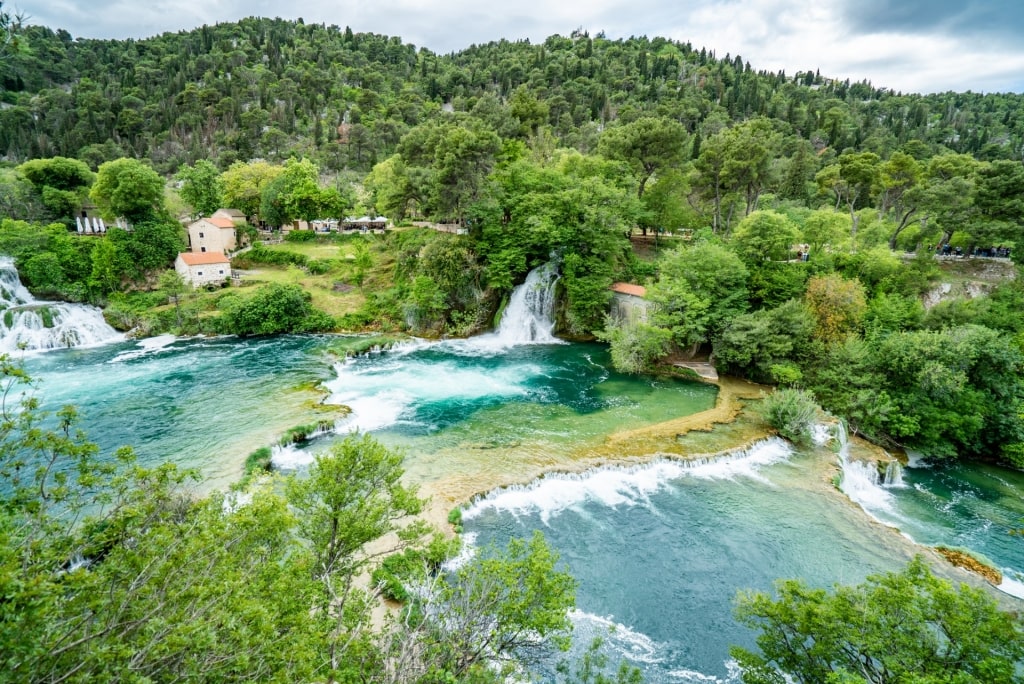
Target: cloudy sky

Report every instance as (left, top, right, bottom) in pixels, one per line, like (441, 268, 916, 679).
(18, 0, 1024, 94)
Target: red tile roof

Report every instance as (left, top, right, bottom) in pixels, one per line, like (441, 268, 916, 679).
(179, 251, 230, 265)
(610, 282, 646, 297)
(207, 216, 236, 229)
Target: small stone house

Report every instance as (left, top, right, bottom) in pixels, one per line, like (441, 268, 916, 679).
(609, 282, 650, 323)
(188, 217, 238, 254)
(175, 251, 231, 289)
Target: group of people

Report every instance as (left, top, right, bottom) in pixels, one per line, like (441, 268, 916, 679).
(935, 243, 1011, 259)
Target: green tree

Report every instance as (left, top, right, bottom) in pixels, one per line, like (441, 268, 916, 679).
(176, 159, 224, 218)
(424, 531, 577, 679)
(599, 320, 673, 374)
(647, 241, 748, 352)
(800, 208, 849, 255)
(286, 433, 426, 677)
(0, 358, 321, 683)
(158, 269, 187, 328)
(731, 210, 800, 265)
(696, 118, 779, 232)
(221, 160, 283, 222)
(868, 324, 1024, 458)
(816, 152, 880, 248)
(804, 274, 867, 344)
(89, 157, 165, 223)
(598, 116, 689, 201)
(714, 300, 815, 384)
(732, 557, 1024, 684)
(17, 157, 94, 223)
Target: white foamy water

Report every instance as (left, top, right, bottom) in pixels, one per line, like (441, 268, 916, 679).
(270, 442, 311, 469)
(997, 576, 1024, 599)
(832, 422, 906, 522)
(110, 333, 178, 362)
(492, 260, 561, 345)
(0, 257, 123, 352)
(318, 351, 539, 438)
(440, 532, 478, 572)
(463, 439, 792, 523)
(667, 661, 742, 684)
(570, 610, 664, 665)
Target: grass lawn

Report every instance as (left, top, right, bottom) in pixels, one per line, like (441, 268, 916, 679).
(234, 267, 365, 317)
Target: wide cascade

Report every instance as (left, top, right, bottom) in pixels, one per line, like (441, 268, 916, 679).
(0, 257, 123, 352)
(493, 261, 560, 344)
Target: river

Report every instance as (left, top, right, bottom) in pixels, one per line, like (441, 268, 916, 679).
(5, 261, 1023, 682)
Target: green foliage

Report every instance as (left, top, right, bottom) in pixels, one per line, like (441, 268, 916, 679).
(285, 228, 318, 242)
(804, 274, 867, 344)
(731, 210, 800, 265)
(426, 531, 577, 678)
(1, 358, 584, 682)
(221, 160, 283, 221)
(175, 159, 223, 217)
(599, 319, 673, 374)
(597, 116, 689, 199)
(279, 419, 335, 446)
(761, 388, 819, 445)
(89, 157, 166, 222)
(732, 556, 1024, 684)
(240, 446, 273, 486)
(370, 534, 460, 602)
(714, 300, 815, 383)
(866, 325, 1024, 458)
(557, 638, 644, 684)
(447, 507, 463, 526)
(798, 208, 848, 254)
(233, 243, 309, 268)
(218, 283, 335, 336)
(648, 240, 749, 349)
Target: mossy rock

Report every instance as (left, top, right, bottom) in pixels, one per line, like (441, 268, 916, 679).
(935, 546, 1003, 584)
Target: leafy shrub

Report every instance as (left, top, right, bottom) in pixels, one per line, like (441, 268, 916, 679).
(371, 534, 461, 602)
(762, 388, 819, 445)
(235, 244, 309, 268)
(239, 447, 273, 487)
(218, 283, 334, 336)
(284, 229, 317, 242)
(307, 259, 334, 275)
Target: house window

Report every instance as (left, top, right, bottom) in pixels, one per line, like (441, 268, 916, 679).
(197, 271, 203, 276)
(218, 270, 224, 275)
(199, 232, 204, 238)
(201, 247, 207, 252)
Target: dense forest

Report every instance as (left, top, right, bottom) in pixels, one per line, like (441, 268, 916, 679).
(1, 18, 1023, 171)
(2, 16, 1024, 683)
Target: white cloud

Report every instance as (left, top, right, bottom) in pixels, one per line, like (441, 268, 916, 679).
(16, 0, 1024, 93)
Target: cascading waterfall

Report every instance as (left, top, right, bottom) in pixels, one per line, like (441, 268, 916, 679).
(883, 460, 904, 487)
(493, 261, 560, 344)
(0, 257, 123, 352)
(833, 421, 902, 516)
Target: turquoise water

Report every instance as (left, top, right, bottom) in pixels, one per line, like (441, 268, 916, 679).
(849, 457, 1024, 596)
(19, 334, 338, 488)
(11, 331, 1024, 682)
(462, 442, 922, 683)
(272, 339, 719, 495)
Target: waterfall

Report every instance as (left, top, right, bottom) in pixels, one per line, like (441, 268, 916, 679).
(883, 461, 904, 487)
(833, 421, 902, 516)
(493, 261, 560, 344)
(0, 257, 123, 352)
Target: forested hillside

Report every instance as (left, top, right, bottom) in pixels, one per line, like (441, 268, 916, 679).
(2, 19, 1023, 172)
